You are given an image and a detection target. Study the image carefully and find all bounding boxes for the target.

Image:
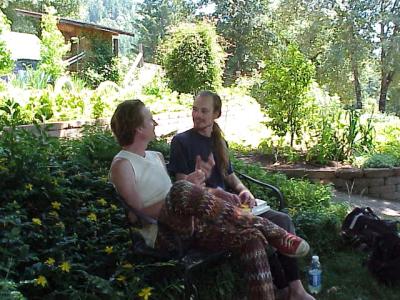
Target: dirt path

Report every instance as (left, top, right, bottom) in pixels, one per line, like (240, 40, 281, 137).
(332, 189, 400, 219)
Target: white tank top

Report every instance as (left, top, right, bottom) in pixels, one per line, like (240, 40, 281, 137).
(113, 150, 172, 247)
(114, 150, 172, 207)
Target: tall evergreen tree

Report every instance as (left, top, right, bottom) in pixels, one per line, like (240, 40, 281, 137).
(133, 0, 197, 62)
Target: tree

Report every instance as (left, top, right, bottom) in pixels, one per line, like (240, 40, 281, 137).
(274, 0, 400, 113)
(2, 1, 81, 36)
(0, 9, 14, 76)
(38, 7, 70, 81)
(158, 22, 225, 94)
(82, 0, 137, 55)
(203, 0, 275, 81)
(134, 0, 197, 62)
(253, 44, 315, 147)
(373, 0, 400, 112)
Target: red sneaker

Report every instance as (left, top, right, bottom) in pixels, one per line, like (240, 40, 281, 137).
(270, 233, 310, 257)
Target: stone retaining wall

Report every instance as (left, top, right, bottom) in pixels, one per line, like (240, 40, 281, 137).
(266, 167, 400, 201)
(15, 106, 246, 138)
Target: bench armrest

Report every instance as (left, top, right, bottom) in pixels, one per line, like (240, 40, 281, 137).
(235, 170, 286, 212)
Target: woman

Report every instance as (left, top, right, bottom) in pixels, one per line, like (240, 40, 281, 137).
(109, 99, 309, 300)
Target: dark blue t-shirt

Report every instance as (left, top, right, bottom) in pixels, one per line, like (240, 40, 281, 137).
(168, 129, 233, 189)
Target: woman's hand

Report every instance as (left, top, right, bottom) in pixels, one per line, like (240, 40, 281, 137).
(239, 189, 256, 208)
(195, 154, 215, 179)
(186, 169, 206, 186)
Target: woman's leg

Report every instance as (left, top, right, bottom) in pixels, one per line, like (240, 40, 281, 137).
(162, 180, 276, 299)
(165, 181, 287, 239)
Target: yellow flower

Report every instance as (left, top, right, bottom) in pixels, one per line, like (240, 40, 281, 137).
(60, 261, 71, 273)
(122, 263, 133, 269)
(49, 211, 59, 218)
(104, 246, 113, 254)
(25, 183, 33, 191)
(87, 213, 97, 222)
(45, 257, 55, 266)
(138, 287, 153, 300)
(32, 218, 42, 226)
(116, 275, 126, 283)
(35, 275, 48, 287)
(110, 204, 117, 211)
(97, 198, 107, 206)
(51, 201, 61, 210)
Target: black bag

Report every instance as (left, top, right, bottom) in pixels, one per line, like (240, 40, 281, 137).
(367, 233, 400, 285)
(342, 207, 400, 284)
(341, 207, 398, 249)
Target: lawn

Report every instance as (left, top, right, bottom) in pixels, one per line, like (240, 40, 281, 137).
(307, 250, 399, 300)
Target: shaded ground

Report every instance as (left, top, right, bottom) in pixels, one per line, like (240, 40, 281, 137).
(332, 190, 400, 219)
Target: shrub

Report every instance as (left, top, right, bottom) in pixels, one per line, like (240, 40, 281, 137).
(363, 153, 400, 168)
(252, 44, 315, 147)
(0, 125, 244, 299)
(0, 10, 14, 76)
(376, 124, 400, 161)
(81, 37, 121, 88)
(158, 22, 225, 94)
(38, 7, 70, 81)
(293, 204, 349, 255)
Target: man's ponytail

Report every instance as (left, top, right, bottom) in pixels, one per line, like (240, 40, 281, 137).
(196, 90, 229, 177)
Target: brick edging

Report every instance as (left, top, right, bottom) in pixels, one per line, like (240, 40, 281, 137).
(266, 167, 400, 201)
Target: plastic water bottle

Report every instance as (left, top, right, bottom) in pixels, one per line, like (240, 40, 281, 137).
(308, 255, 322, 294)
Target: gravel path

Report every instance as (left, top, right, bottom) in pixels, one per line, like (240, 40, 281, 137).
(332, 190, 400, 219)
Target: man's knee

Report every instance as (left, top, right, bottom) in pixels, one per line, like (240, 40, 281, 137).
(261, 210, 295, 233)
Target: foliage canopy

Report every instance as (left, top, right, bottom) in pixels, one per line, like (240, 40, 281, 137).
(253, 44, 315, 146)
(158, 22, 225, 94)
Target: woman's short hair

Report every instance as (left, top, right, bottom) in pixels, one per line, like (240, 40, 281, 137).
(110, 99, 145, 146)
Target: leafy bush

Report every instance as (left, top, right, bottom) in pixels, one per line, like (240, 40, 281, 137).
(80, 37, 121, 88)
(252, 44, 315, 147)
(0, 10, 14, 76)
(0, 125, 242, 299)
(38, 7, 69, 82)
(376, 124, 400, 161)
(158, 22, 225, 94)
(293, 204, 349, 255)
(363, 153, 400, 168)
(231, 158, 333, 212)
(307, 106, 375, 164)
(142, 71, 171, 99)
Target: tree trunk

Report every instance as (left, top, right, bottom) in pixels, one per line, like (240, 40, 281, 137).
(379, 73, 392, 112)
(351, 56, 362, 109)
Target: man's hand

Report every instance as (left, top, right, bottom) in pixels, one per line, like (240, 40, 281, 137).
(195, 153, 215, 179)
(239, 189, 256, 208)
(186, 169, 205, 186)
(211, 187, 241, 206)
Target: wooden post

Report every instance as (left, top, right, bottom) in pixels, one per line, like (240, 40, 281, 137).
(113, 38, 119, 57)
(139, 43, 144, 67)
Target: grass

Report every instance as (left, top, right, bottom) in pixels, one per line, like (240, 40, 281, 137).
(299, 248, 399, 300)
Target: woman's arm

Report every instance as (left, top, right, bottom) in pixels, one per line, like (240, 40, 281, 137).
(110, 158, 162, 220)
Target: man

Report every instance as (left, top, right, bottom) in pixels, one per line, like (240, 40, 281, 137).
(168, 90, 315, 300)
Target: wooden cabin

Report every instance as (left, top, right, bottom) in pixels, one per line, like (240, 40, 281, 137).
(15, 8, 135, 72)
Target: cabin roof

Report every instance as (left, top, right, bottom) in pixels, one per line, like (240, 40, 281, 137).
(15, 8, 135, 37)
